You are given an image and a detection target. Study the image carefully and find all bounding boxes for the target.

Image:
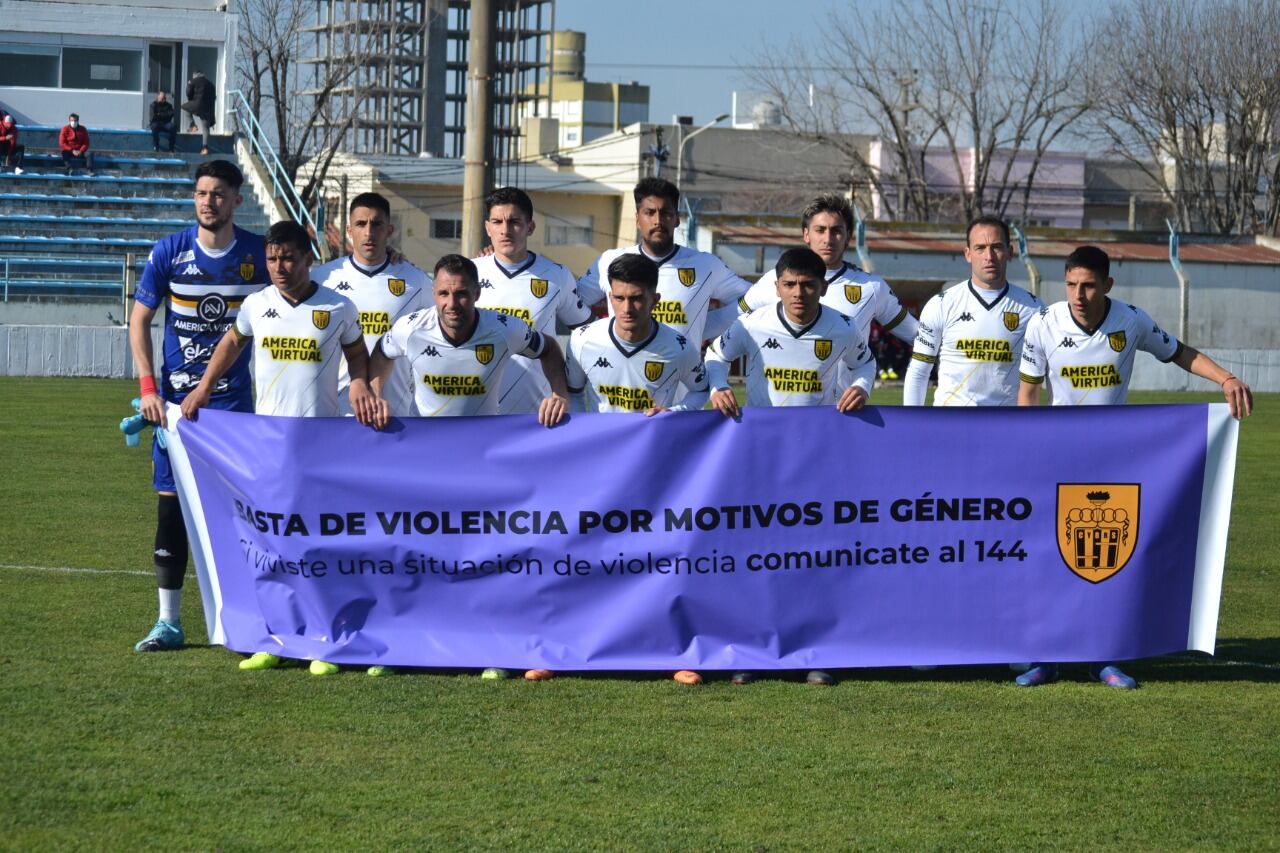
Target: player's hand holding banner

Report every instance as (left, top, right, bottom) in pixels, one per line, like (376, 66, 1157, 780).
(165, 404, 1240, 670)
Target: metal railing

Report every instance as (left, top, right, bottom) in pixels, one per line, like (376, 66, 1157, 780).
(1, 255, 142, 306)
(226, 88, 323, 258)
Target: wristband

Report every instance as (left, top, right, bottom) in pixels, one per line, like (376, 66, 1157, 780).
(140, 375, 158, 397)
(1220, 375, 1238, 387)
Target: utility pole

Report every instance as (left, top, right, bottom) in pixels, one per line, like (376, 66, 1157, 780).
(460, 0, 495, 257)
(1167, 219, 1190, 342)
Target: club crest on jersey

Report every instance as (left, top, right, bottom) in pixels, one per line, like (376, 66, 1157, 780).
(844, 285, 862, 304)
(1108, 331, 1127, 352)
(530, 278, 549, 298)
(475, 343, 494, 365)
(1003, 311, 1020, 331)
(1057, 484, 1140, 584)
(813, 339, 833, 360)
(677, 268, 696, 287)
(311, 310, 330, 330)
(239, 257, 256, 281)
(644, 360, 665, 382)
(388, 278, 406, 296)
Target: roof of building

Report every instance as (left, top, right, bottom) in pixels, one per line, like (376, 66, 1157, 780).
(323, 153, 622, 196)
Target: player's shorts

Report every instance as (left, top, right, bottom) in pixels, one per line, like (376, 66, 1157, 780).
(152, 391, 252, 492)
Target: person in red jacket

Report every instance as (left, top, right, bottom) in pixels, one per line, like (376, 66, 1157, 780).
(0, 114, 23, 174)
(59, 113, 94, 176)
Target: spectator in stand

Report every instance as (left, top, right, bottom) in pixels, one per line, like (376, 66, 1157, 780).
(59, 113, 94, 176)
(149, 91, 177, 153)
(0, 114, 23, 174)
(182, 69, 216, 155)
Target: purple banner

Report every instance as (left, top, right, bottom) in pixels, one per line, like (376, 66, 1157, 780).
(167, 404, 1238, 669)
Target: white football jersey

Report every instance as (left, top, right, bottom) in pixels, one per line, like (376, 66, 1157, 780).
(474, 252, 592, 414)
(1020, 299, 1179, 406)
(741, 261, 918, 342)
(235, 284, 361, 417)
(706, 304, 872, 407)
(313, 255, 431, 417)
(379, 307, 545, 417)
(911, 280, 1043, 406)
(566, 318, 709, 413)
(577, 244, 751, 345)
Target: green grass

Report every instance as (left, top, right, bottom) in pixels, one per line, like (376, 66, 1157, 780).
(1, 377, 1277, 850)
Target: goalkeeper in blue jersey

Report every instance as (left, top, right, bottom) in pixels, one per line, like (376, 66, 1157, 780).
(128, 159, 269, 653)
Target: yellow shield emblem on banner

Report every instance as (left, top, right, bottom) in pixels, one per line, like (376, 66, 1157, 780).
(844, 284, 862, 304)
(311, 310, 330, 330)
(677, 268, 696, 287)
(1109, 331, 1127, 352)
(813, 339, 833, 360)
(644, 360, 664, 382)
(388, 278, 406, 296)
(1003, 311, 1020, 331)
(475, 343, 494, 365)
(530, 278, 549, 298)
(1057, 484, 1140, 584)
(239, 261, 255, 281)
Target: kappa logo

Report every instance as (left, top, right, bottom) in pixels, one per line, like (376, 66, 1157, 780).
(1003, 311, 1020, 332)
(844, 284, 862, 304)
(336, 282, 353, 291)
(480, 279, 494, 289)
(675, 334, 688, 350)
(762, 338, 782, 350)
(420, 345, 440, 357)
(530, 278, 549, 298)
(813, 338, 833, 360)
(263, 308, 280, 319)
(593, 356, 612, 369)
(677, 267, 696, 287)
(958, 312, 975, 322)
(1057, 484, 1140, 584)
(388, 278, 406, 296)
(1108, 331, 1127, 353)
(644, 360, 665, 382)
(496, 314, 509, 325)
(475, 343, 494, 365)
(1059, 337, 1077, 348)
(312, 310, 331, 330)
(181, 264, 202, 276)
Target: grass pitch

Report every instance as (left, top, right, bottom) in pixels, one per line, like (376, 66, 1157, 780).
(0, 378, 1277, 850)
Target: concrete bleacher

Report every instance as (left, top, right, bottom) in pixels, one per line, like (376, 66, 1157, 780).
(0, 125, 268, 301)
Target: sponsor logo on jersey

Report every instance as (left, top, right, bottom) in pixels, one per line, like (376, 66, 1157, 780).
(1108, 331, 1126, 352)
(262, 336, 321, 362)
(958, 312, 975, 322)
(644, 360, 664, 382)
(490, 306, 533, 326)
(814, 339, 833, 360)
(480, 279, 494, 289)
(764, 366, 822, 393)
(422, 374, 485, 396)
(675, 334, 688, 350)
(198, 294, 227, 323)
(263, 308, 280, 319)
(1059, 337, 1076, 348)
(359, 310, 391, 336)
(597, 384, 654, 411)
(475, 343, 494, 365)
(844, 285, 862, 304)
(1057, 485, 1139, 584)
(593, 357, 612, 369)
(530, 278, 549, 298)
(312, 310, 330, 330)
(175, 250, 195, 264)
(1059, 364, 1122, 389)
(336, 282, 353, 291)
(677, 268, 696, 287)
(762, 338, 782, 350)
(240, 257, 256, 281)
(181, 264, 202, 276)
(1003, 311, 1020, 331)
(388, 278, 406, 296)
(420, 346, 440, 357)
(652, 300, 688, 326)
(955, 338, 1012, 362)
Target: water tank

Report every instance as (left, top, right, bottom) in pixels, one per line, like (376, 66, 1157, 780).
(552, 30, 586, 81)
(752, 100, 783, 128)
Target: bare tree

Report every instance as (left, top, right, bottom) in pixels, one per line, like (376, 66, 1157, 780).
(1088, 0, 1280, 235)
(747, 0, 1090, 225)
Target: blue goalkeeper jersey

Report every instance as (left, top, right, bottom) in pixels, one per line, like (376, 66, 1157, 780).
(135, 225, 269, 402)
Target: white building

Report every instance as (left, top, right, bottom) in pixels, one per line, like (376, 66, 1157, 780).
(0, 0, 237, 129)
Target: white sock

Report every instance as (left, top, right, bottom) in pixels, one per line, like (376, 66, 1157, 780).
(159, 588, 182, 624)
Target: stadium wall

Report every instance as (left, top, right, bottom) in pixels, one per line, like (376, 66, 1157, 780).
(0, 324, 159, 378)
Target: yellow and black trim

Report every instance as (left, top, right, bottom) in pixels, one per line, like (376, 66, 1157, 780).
(883, 306, 909, 331)
(1019, 372, 1044, 384)
(911, 352, 937, 364)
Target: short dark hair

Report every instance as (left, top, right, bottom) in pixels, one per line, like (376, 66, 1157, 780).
(1065, 245, 1110, 279)
(68, 113, 79, 121)
(434, 253, 479, 286)
(607, 253, 659, 291)
(775, 247, 827, 281)
(194, 159, 245, 190)
(265, 220, 312, 256)
(801, 194, 854, 233)
(633, 176, 679, 208)
(485, 186, 534, 219)
(965, 214, 1010, 246)
(349, 191, 391, 218)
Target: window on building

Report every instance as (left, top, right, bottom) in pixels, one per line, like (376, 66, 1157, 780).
(432, 217, 463, 240)
(62, 47, 142, 91)
(565, 130, 579, 143)
(0, 44, 60, 88)
(546, 215, 593, 245)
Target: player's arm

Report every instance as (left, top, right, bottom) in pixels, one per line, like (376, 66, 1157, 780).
(128, 299, 166, 426)
(533, 335, 570, 427)
(875, 280, 920, 343)
(1017, 313, 1048, 406)
(565, 333, 588, 413)
(575, 259, 606, 310)
(657, 352, 710, 416)
(837, 340, 874, 413)
(1174, 344, 1253, 419)
(902, 294, 942, 406)
(704, 323, 745, 419)
(181, 327, 249, 421)
(339, 316, 387, 428)
(556, 268, 594, 329)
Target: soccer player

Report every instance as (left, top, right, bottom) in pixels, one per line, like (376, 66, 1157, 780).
(737, 194, 917, 394)
(312, 191, 431, 417)
(1015, 245, 1253, 689)
(129, 159, 269, 653)
(566, 253, 709, 415)
(577, 177, 751, 347)
(473, 186, 593, 414)
(903, 215, 1043, 407)
(705, 247, 873, 687)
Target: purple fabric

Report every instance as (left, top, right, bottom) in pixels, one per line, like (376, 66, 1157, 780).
(177, 404, 1212, 669)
